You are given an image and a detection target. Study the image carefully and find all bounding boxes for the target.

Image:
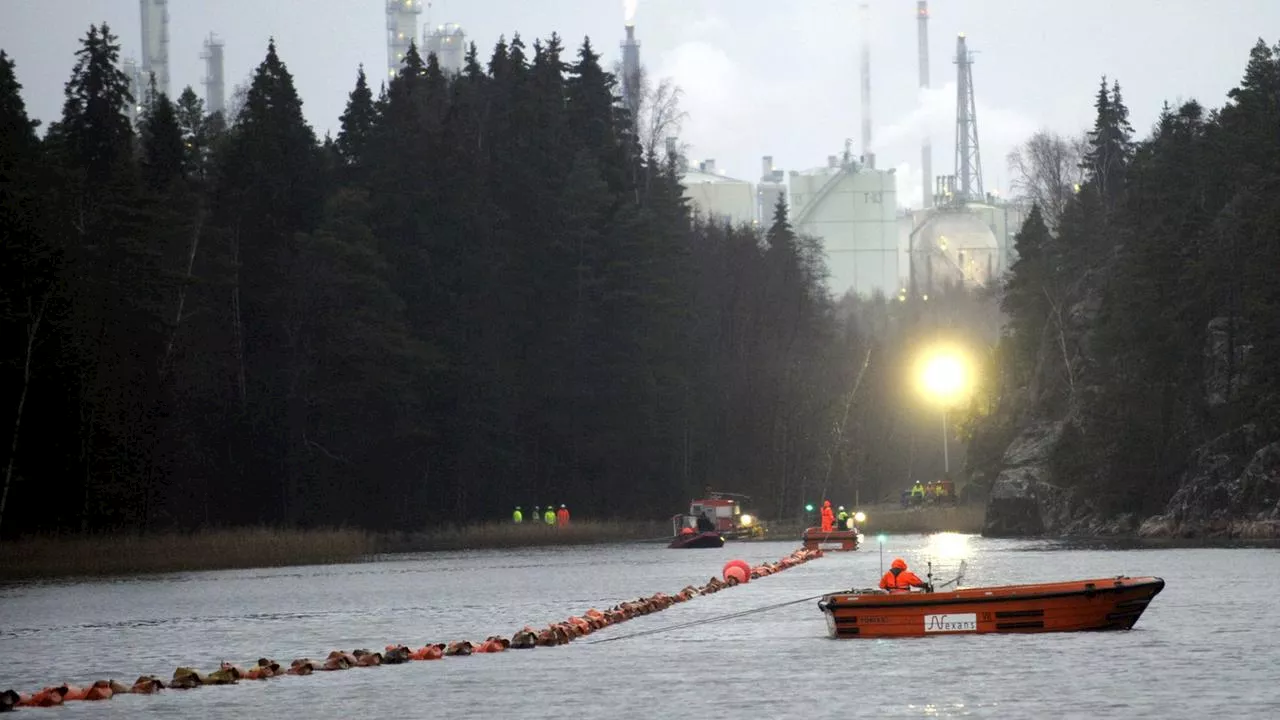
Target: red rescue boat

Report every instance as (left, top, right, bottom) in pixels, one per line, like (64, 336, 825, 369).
(817, 576, 1164, 638)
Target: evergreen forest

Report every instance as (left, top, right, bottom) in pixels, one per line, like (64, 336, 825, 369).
(4, 24, 1280, 538)
(988, 40, 1280, 527)
(0, 28, 870, 535)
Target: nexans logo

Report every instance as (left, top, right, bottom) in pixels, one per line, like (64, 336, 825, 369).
(924, 613, 978, 632)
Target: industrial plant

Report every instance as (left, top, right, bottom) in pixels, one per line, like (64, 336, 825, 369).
(662, 2, 1027, 299)
(105, 0, 1023, 299)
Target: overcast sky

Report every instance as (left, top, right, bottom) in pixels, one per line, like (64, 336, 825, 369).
(2, 0, 1274, 207)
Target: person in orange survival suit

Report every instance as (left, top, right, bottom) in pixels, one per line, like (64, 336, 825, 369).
(820, 500, 834, 532)
(880, 557, 929, 593)
(556, 504, 570, 527)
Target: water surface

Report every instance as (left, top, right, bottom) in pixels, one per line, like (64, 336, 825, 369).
(2, 536, 1276, 718)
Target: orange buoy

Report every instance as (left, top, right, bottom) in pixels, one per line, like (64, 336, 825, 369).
(723, 559, 751, 583)
(724, 565, 748, 584)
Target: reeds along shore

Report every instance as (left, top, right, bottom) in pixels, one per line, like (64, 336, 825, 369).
(0, 520, 669, 581)
(0, 510, 983, 582)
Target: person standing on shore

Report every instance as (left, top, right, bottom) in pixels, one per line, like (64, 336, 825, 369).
(544, 506, 556, 525)
(556, 505, 570, 527)
(513, 507, 523, 524)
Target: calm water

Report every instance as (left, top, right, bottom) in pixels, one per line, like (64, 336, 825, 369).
(2, 536, 1278, 718)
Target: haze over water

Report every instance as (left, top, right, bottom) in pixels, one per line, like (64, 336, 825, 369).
(2, 537, 1277, 718)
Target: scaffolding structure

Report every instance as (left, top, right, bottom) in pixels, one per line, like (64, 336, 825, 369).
(201, 34, 226, 117)
(122, 57, 145, 124)
(139, 0, 170, 97)
(953, 33, 984, 203)
(424, 23, 466, 74)
(386, 0, 424, 80)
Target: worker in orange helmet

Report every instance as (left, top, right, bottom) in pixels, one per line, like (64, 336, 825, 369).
(820, 500, 834, 532)
(880, 558, 929, 593)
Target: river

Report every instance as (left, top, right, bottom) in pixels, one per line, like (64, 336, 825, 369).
(1, 535, 1277, 718)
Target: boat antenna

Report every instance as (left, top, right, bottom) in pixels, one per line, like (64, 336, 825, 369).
(878, 536, 884, 576)
(936, 560, 967, 590)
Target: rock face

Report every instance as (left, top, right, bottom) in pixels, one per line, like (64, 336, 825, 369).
(1140, 427, 1280, 539)
(1203, 317, 1252, 408)
(975, 272, 1279, 538)
(978, 269, 1109, 537)
(982, 421, 1062, 536)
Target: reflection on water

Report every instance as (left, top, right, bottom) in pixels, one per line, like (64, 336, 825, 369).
(2, 537, 1278, 718)
(926, 531, 973, 562)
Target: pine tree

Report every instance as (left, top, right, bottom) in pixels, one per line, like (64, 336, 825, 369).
(566, 38, 627, 194)
(214, 38, 325, 522)
(57, 24, 135, 184)
(336, 65, 375, 167)
(1000, 205, 1052, 381)
(140, 88, 183, 189)
(173, 86, 218, 181)
(0, 50, 51, 535)
(1081, 76, 1133, 209)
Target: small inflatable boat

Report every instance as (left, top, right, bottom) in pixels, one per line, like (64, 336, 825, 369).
(668, 530, 725, 549)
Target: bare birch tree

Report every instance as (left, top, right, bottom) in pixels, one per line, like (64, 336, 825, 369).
(1007, 130, 1087, 232)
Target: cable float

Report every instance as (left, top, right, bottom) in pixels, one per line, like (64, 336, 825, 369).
(0, 547, 823, 712)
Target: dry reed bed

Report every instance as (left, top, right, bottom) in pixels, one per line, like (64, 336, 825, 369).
(0, 521, 669, 581)
(385, 519, 670, 553)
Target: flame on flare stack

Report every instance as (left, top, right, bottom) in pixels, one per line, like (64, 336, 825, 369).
(624, 0, 638, 25)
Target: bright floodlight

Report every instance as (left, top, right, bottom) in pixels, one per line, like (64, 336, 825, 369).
(916, 346, 972, 406)
(854, 511, 866, 523)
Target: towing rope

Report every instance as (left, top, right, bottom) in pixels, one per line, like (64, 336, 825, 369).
(1, 547, 825, 712)
(587, 593, 828, 645)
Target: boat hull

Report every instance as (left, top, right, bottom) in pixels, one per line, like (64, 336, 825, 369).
(668, 531, 724, 549)
(818, 576, 1164, 638)
(801, 527, 859, 551)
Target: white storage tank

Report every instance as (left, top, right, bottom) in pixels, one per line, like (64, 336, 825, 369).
(681, 160, 756, 227)
(790, 160, 899, 297)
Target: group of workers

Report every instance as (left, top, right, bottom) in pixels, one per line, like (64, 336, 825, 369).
(818, 500, 859, 532)
(512, 505, 571, 527)
(901, 478, 957, 508)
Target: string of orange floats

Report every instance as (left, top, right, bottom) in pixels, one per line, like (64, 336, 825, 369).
(0, 547, 823, 712)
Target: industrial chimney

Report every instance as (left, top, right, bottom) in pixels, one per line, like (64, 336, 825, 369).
(201, 33, 225, 117)
(859, 3, 874, 169)
(918, 1, 932, 207)
(621, 24, 642, 116)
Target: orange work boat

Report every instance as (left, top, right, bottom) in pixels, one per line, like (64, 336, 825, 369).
(817, 576, 1164, 638)
(801, 527, 859, 551)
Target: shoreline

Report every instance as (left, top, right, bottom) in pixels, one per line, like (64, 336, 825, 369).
(0, 521, 668, 583)
(0, 508, 982, 582)
(7, 507, 1265, 583)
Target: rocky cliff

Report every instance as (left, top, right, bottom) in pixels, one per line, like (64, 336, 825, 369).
(970, 267, 1280, 538)
(1138, 426, 1280, 539)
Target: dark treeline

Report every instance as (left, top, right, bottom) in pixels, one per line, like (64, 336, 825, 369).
(0, 27, 865, 535)
(994, 39, 1280, 516)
